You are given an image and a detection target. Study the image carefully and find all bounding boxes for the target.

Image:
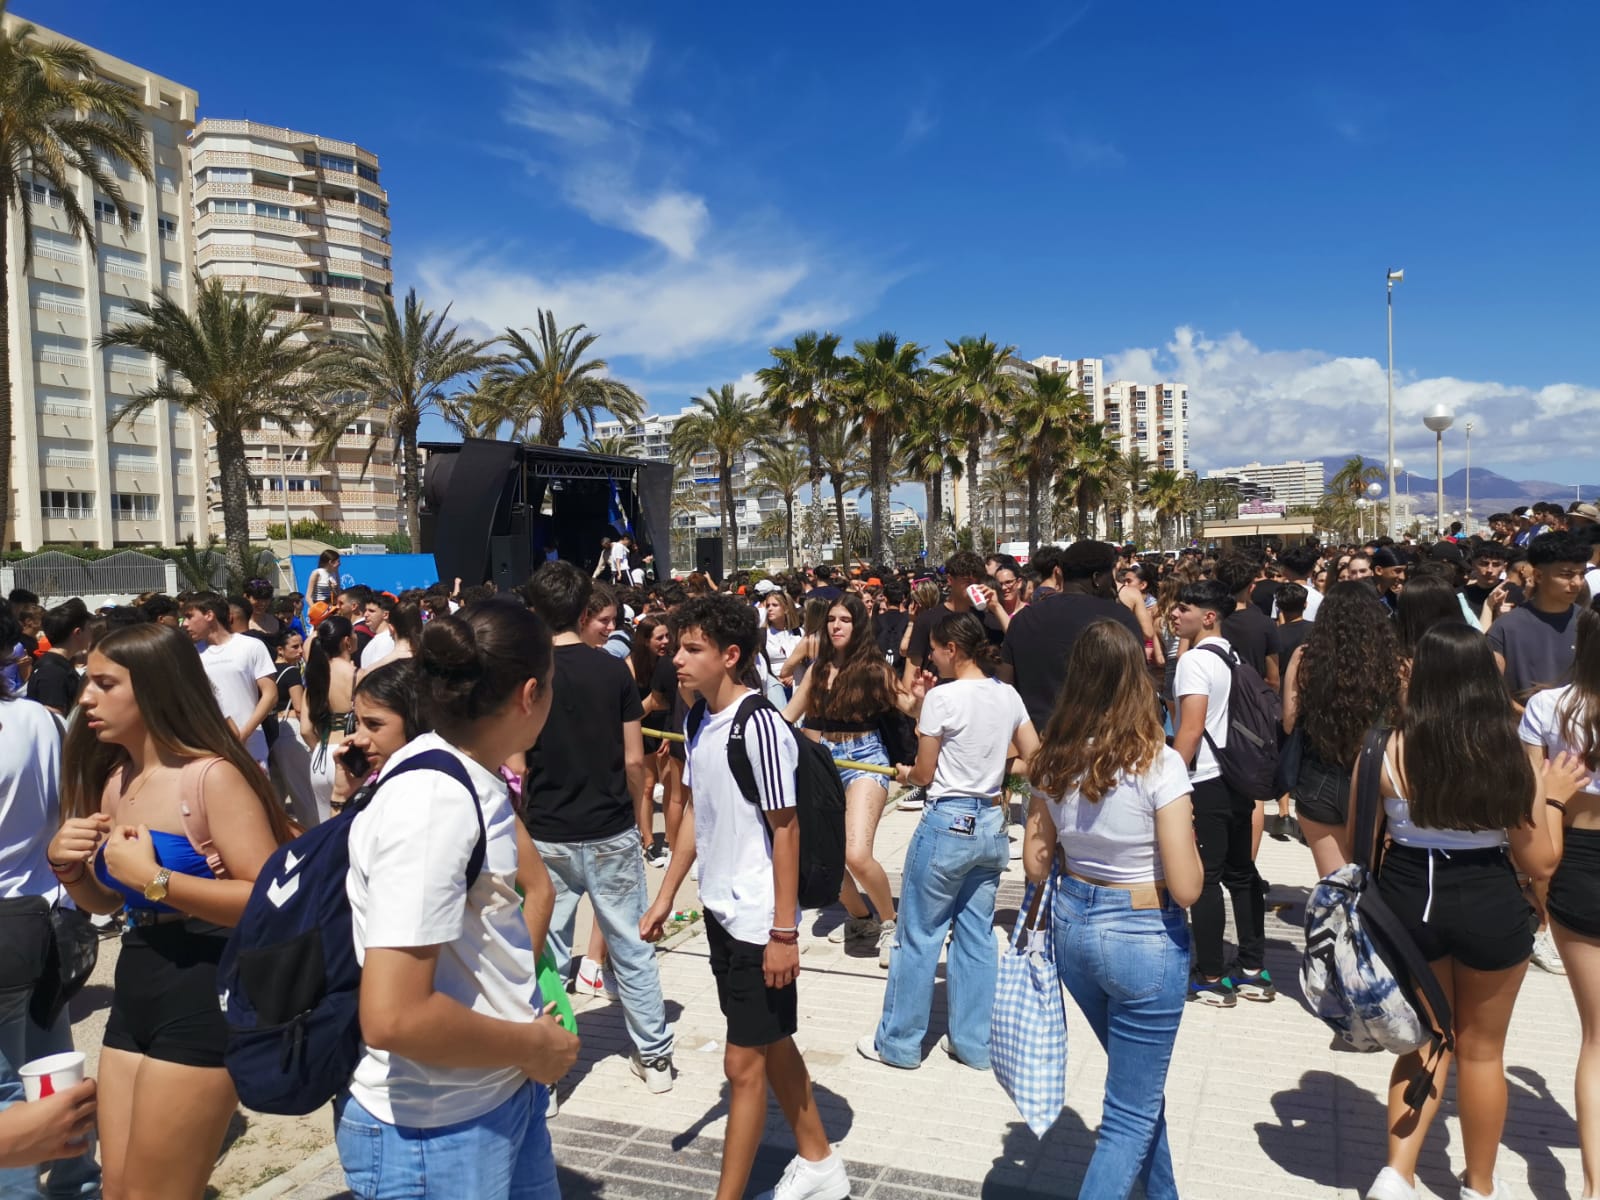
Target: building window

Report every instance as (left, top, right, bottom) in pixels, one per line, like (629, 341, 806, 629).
(255, 202, 298, 222)
(27, 179, 64, 208)
(357, 193, 387, 215)
(113, 494, 158, 519)
(158, 217, 178, 240)
(210, 199, 249, 216)
(207, 167, 250, 184)
(318, 153, 356, 175)
(41, 490, 94, 519)
(94, 199, 140, 228)
(356, 163, 379, 183)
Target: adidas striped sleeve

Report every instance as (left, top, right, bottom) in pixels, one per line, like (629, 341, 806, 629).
(745, 707, 799, 813)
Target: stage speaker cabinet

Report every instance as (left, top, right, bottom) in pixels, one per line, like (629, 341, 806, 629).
(694, 536, 724, 581)
(489, 533, 532, 594)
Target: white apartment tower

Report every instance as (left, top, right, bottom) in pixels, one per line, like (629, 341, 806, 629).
(189, 119, 399, 539)
(1032, 356, 1189, 472)
(4, 17, 208, 550)
(1205, 460, 1325, 510)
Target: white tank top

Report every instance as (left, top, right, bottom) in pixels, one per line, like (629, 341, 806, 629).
(1381, 750, 1506, 851)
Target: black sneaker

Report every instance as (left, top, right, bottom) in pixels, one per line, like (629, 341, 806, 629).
(1233, 967, 1277, 1002)
(1187, 972, 1237, 1007)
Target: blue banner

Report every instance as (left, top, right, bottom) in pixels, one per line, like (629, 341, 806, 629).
(288, 554, 441, 597)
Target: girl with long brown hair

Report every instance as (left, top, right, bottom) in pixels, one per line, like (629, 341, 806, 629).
(301, 615, 358, 822)
(785, 593, 917, 966)
(1023, 620, 1202, 1199)
(47, 623, 291, 1199)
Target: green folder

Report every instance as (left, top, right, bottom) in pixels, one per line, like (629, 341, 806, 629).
(537, 949, 577, 1034)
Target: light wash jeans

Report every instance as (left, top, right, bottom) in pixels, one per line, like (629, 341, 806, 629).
(874, 797, 1008, 1068)
(534, 828, 673, 1060)
(0, 929, 100, 1199)
(334, 1082, 556, 1200)
(1053, 874, 1190, 1200)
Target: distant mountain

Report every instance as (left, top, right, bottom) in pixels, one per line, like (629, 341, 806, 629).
(1310, 456, 1599, 516)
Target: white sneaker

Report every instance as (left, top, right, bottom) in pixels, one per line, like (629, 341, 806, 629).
(898, 787, 925, 812)
(1365, 1166, 1417, 1200)
(827, 915, 881, 945)
(544, 1086, 559, 1118)
(877, 920, 897, 969)
(629, 1051, 674, 1094)
(755, 1151, 851, 1200)
(1460, 1172, 1510, 1200)
(573, 957, 610, 999)
(1532, 928, 1566, 975)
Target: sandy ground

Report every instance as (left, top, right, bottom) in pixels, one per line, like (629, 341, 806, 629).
(66, 808, 704, 1198)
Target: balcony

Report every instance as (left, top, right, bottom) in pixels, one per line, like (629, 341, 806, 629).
(192, 148, 314, 178)
(193, 181, 317, 211)
(195, 211, 315, 242)
(197, 243, 320, 270)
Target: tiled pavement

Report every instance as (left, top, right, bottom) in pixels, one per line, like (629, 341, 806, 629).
(250, 807, 1585, 1200)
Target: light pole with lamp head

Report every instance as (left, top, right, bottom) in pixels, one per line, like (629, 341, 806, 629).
(1393, 458, 1406, 534)
(1366, 481, 1383, 539)
(1424, 405, 1453, 536)
(1387, 267, 1404, 536)
(1465, 420, 1474, 530)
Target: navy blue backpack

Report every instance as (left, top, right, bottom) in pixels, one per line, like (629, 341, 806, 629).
(217, 748, 485, 1115)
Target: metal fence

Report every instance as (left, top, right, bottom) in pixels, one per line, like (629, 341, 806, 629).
(0, 548, 280, 605)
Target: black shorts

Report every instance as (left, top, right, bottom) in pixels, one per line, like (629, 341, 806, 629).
(1549, 827, 1600, 939)
(1292, 754, 1350, 827)
(705, 912, 797, 1049)
(1376, 843, 1534, 973)
(103, 920, 230, 1068)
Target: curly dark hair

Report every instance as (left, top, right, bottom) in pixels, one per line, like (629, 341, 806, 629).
(1296, 581, 1402, 766)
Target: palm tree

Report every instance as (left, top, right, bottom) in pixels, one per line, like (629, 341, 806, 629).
(98, 277, 348, 580)
(815, 420, 868, 555)
(842, 333, 924, 563)
(757, 331, 843, 519)
(999, 370, 1088, 547)
(671, 384, 769, 571)
(446, 389, 509, 440)
(977, 461, 1025, 542)
(1119, 448, 1153, 548)
(581, 433, 639, 458)
(931, 336, 1018, 529)
(1144, 468, 1190, 551)
(748, 439, 808, 569)
(897, 389, 962, 554)
(1329, 455, 1381, 502)
(478, 310, 644, 446)
(0, 11, 152, 543)
(323, 289, 497, 551)
(1057, 421, 1119, 540)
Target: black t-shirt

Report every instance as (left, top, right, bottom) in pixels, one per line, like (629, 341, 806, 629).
(25, 653, 81, 714)
(1221, 604, 1281, 679)
(1462, 581, 1524, 613)
(803, 585, 843, 604)
(906, 603, 1005, 674)
(1000, 593, 1143, 727)
(1251, 580, 1281, 618)
(1275, 619, 1313, 667)
(523, 644, 644, 843)
(874, 610, 909, 672)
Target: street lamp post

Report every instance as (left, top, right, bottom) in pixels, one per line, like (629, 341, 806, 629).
(1393, 458, 1406, 533)
(1464, 420, 1474, 530)
(1356, 498, 1370, 541)
(1386, 268, 1404, 537)
(1366, 481, 1383, 539)
(1423, 405, 1454, 536)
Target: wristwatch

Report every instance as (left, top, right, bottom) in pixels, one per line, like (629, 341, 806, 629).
(143, 868, 172, 903)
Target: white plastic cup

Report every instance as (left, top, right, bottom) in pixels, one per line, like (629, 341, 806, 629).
(966, 583, 988, 611)
(19, 1052, 85, 1101)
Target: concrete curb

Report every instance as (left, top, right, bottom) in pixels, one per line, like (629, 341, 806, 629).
(237, 1144, 341, 1200)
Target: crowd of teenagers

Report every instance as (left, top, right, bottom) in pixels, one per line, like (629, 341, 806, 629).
(0, 496, 1596, 1200)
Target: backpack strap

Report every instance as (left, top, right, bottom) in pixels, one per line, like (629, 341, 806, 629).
(1195, 643, 1237, 762)
(179, 758, 228, 879)
(376, 749, 488, 886)
(686, 697, 709, 742)
(1352, 727, 1389, 873)
(723, 693, 776, 811)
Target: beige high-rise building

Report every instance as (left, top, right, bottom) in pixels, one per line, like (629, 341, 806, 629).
(1031, 356, 1189, 472)
(3, 16, 208, 551)
(190, 119, 399, 539)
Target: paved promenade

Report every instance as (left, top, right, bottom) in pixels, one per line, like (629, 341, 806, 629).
(247, 804, 1584, 1200)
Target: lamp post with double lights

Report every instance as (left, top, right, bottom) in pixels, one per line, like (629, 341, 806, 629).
(1423, 405, 1454, 536)
(1387, 267, 1404, 536)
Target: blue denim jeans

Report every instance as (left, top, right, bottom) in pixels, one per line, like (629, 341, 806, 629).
(0, 910, 100, 1200)
(534, 828, 673, 1060)
(827, 732, 890, 794)
(874, 798, 1008, 1068)
(1053, 874, 1190, 1200)
(335, 1081, 557, 1200)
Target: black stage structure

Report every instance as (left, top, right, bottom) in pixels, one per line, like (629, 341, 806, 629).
(420, 439, 673, 591)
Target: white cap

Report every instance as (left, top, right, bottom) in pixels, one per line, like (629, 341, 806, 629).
(754, 580, 780, 594)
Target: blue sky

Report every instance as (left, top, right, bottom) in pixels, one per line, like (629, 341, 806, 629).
(51, 1, 1600, 492)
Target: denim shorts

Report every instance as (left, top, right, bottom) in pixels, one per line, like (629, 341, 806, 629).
(823, 731, 890, 794)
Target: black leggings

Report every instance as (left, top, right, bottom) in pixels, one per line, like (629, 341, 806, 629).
(103, 921, 230, 1068)
(1191, 776, 1266, 977)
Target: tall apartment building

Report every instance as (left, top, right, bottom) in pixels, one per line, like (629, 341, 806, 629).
(4, 17, 208, 551)
(1205, 460, 1325, 510)
(190, 119, 399, 539)
(1031, 356, 1189, 472)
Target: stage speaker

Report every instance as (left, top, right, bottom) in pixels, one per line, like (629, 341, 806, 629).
(695, 536, 724, 581)
(425, 439, 522, 588)
(489, 534, 532, 593)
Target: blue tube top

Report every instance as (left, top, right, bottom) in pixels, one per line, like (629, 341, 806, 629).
(95, 830, 216, 913)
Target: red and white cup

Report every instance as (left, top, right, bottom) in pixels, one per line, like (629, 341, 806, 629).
(19, 1052, 85, 1101)
(966, 583, 989, 611)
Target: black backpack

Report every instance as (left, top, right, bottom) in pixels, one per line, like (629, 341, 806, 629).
(686, 693, 847, 909)
(1197, 643, 1283, 799)
(217, 749, 485, 1115)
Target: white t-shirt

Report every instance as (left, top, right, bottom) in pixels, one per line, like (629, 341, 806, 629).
(1047, 745, 1192, 884)
(609, 542, 630, 576)
(1272, 585, 1323, 622)
(684, 693, 798, 944)
(1174, 636, 1232, 783)
(359, 628, 396, 670)
(197, 634, 276, 764)
(1585, 565, 1600, 599)
(1519, 685, 1600, 796)
(346, 733, 538, 1127)
(758, 628, 800, 705)
(0, 698, 64, 901)
(916, 677, 1030, 801)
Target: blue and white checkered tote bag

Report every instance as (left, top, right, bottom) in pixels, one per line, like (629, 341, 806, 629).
(990, 873, 1067, 1137)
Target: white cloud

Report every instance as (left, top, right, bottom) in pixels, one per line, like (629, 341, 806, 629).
(1107, 326, 1600, 472)
(506, 30, 652, 107)
(1056, 132, 1125, 169)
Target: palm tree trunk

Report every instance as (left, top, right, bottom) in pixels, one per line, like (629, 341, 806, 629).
(402, 427, 423, 553)
(720, 455, 737, 574)
(784, 496, 796, 570)
(1026, 466, 1042, 548)
(869, 426, 889, 565)
(965, 442, 981, 530)
(831, 476, 847, 561)
(0, 204, 12, 548)
(217, 427, 253, 584)
(807, 427, 824, 519)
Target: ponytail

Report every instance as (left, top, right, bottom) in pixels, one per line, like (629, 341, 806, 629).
(305, 615, 352, 729)
(929, 610, 1000, 677)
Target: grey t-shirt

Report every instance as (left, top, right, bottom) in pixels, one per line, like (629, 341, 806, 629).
(1486, 603, 1579, 701)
